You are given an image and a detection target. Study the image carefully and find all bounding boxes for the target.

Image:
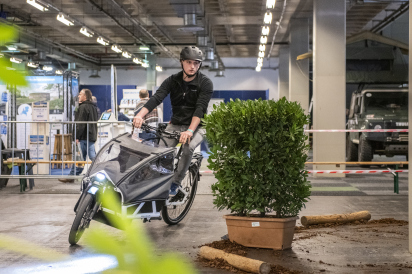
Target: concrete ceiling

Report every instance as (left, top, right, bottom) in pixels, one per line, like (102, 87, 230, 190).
(0, 0, 408, 70)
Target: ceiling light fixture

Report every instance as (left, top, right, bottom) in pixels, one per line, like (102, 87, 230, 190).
(259, 44, 266, 51)
(257, 57, 263, 65)
(139, 46, 150, 51)
(57, 12, 74, 26)
(122, 51, 132, 58)
(142, 62, 149, 68)
(27, 62, 39, 68)
(80, 27, 94, 37)
(55, 70, 63, 75)
(264, 12, 272, 24)
(97, 36, 110, 46)
(27, 0, 49, 11)
(262, 26, 270, 36)
(133, 58, 142, 64)
(256, 66, 261, 72)
(156, 65, 162, 72)
(43, 65, 53, 71)
(258, 51, 265, 58)
(10, 57, 22, 63)
(266, 0, 276, 9)
(111, 44, 122, 53)
(260, 36, 268, 44)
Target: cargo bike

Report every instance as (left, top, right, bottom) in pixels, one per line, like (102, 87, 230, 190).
(68, 123, 203, 245)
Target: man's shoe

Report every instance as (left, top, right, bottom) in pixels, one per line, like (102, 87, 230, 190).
(169, 182, 180, 197)
(58, 179, 68, 183)
(66, 179, 75, 183)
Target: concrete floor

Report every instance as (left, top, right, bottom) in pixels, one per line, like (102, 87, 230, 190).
(0, 167, 411, 273)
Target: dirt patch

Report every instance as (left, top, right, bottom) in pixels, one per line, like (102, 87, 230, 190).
(202, 239, 248, 256)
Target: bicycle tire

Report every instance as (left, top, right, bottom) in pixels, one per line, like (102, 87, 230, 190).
(68, 193, 94, 245)
(162, 169, 198, 225)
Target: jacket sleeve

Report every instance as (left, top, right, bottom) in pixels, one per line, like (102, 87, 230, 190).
(193, 77, 214, 119)
(144, 77, 172, 112)
(75, 105, 87, 140)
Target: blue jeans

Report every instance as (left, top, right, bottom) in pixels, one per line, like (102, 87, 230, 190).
(69, 140, 96, 176)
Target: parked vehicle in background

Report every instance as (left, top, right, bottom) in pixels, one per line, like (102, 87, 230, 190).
(346, 88, 408, 162)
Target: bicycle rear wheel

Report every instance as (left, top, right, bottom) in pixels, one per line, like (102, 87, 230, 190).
(162, 169, 198, 225)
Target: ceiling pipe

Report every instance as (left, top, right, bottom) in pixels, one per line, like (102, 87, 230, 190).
(101, 0, 179, 61)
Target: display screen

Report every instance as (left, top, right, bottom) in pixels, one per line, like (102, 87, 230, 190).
(101, 113, 111, 120)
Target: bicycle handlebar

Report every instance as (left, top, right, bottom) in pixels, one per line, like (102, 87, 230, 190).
(132, 123, 181, 141)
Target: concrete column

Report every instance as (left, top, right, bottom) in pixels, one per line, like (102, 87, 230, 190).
(278, 46, 289, 100)
(313, 0, 346, 176)
(146, 55, 157, 91)
(289, 19, 309, 114)
(408, 0, 412, 253)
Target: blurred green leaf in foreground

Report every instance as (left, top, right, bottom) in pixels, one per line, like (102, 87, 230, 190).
(0, 23, 28, 87)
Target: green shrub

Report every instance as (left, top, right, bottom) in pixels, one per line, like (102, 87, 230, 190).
(204, 98, 311, 218)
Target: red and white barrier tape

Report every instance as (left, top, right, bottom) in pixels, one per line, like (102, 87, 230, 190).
(307, 170, 407, 174)
(200, 170, 408, 174)
(305, 129, 408, 133)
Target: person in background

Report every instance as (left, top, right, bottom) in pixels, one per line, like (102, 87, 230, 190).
(59, 89, 98, 183)
(134, 89, 159, 140)
(106, 105, 131, 122)
(92, 96, 102, 119)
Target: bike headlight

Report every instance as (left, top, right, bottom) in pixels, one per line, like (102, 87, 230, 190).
(88, 186, 99, 195)
(95, 172, 106, 182)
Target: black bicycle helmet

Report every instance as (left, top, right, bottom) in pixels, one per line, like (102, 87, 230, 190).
(180, 46, 203, 61)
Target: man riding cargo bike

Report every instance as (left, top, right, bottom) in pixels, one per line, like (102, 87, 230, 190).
(68, 46, 213, 245)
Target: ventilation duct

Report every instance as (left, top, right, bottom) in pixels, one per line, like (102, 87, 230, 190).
(205, 48, 214, 61)
(178, 13, 204, 32)
(215, 70, 225, 77)
(89, 70, 100, 78)
(209, 61, 219, 71)
(197, 36, 208, 47)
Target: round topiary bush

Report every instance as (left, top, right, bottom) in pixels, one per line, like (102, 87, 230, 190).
(203, 98, 311, 218)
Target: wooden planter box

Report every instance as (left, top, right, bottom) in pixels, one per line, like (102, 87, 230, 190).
(224, 214, 298, 250)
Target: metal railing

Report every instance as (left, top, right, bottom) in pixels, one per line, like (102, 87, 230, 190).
(0, 120, 133, 180)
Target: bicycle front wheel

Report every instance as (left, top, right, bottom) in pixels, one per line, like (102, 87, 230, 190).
(162, 169, 198, 225)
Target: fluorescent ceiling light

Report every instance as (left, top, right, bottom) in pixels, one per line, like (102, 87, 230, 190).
(257, 57, 263, 65)
(262, 26, 270, 36)
(10, 57, 22, 63)
(43, 65, 53, 71)
(57, 12, 74, 26)
(258, 51, 265, 58)
(122, 51, 132, 58)
(264, 12, 272, 24)
(155, 65, 162, 72)
(142, 62, 149, 68)
(133, 58, 142, 64)
(259, 44, 266, 51)
(139, 46, 150, 51)
(97, 36, 109, 46)
(260, 36, 267, 44)
(266, 0, 276, 9)
(27, 62, 39, 68)
(80, 27, 94, 37)
(6, 45, 17, 51)
(55, 70, 63, 75)
(256, 66, 261, 72)
(111, 44, 122, 53)
(27, 0, 49, 11)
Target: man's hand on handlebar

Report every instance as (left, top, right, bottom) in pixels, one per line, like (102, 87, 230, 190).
(133, 115, 144, 128)
(180, 130, 193, 144)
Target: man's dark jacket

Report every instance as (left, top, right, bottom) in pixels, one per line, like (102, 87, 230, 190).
(144, 71, 213, 125)
(75, 100, 98, 142)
